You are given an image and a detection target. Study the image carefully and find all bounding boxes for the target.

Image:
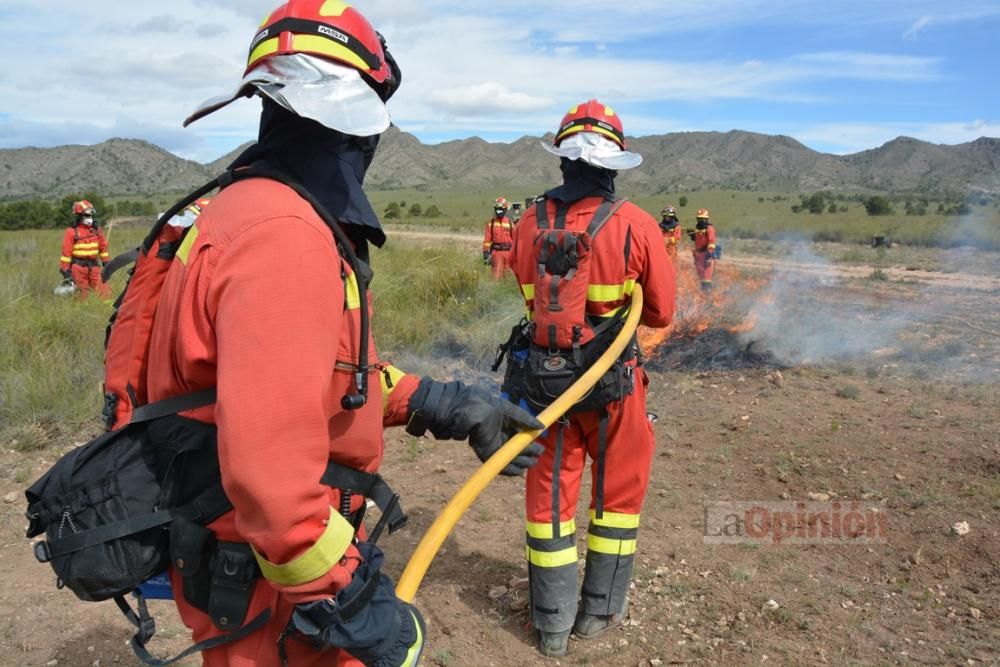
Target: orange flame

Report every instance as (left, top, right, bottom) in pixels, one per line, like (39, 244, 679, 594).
(638, 255, 768, 357)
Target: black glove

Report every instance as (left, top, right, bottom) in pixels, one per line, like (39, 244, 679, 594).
(482, 251, 491, 265)
(60, 268, 71, 280)
(406, 377, 544, 476)
(288, 543, 424, 667)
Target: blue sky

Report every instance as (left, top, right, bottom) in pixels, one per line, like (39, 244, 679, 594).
(0, 0, 997, 163)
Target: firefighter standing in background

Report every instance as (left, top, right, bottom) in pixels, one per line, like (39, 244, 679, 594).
(482, 197, 514, 279)
(152, 2, 542, 665)
(59, 200, 111, 301)
(690, 208, 717, 290)
(659, 205, 682, 261)
(508, 100, 675, 657)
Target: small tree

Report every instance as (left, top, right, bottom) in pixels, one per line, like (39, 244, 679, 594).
(827, 203, 838, 214)
(424, 204, 442, 218)
(864, 196, 893, 216)
(806, 192, 825, 214)
(678, 196, 688, 207)
(408, 203, 422, 217)
(383, 202, 400, 219)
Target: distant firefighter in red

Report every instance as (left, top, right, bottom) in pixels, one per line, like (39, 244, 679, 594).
(690, 208, 717, 290)
(659, 206, 682, 261)
(483, 197, 514, 279)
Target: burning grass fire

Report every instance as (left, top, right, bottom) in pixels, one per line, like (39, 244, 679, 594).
(640, 262, 782, 371)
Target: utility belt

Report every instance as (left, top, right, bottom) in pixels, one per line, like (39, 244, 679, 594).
(168, 460, 407, 635)
(493, 316, 639, 415)
(71, 257, 100, 267)
(490, 242, 512, 251)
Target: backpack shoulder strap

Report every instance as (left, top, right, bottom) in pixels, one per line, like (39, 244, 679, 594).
(129, 388, 217, 424)
(585, 196, 628, 240)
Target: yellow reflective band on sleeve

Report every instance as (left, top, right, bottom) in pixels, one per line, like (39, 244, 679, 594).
(526, 545, 578, 568)
(707, 244, 716, 250)
(175, 224, 200, 266)
(526, 519, 576, 539)
(60, 256, 72, 263)
(587, 534, 637, 556)
(247, 37, 280, 68)
(344, 270, 361, 310)
(400, 608, 424, 667)
(380, 364, 407, 410)
(520, 283, 535, 300)
(587, 279, 635, 303)
(252, 507, 355, 587)
(99, 252, 110, 258)
(589, 510, 640, 528)
(293, 35, 370, 73)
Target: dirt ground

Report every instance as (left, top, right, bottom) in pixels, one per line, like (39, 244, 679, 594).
(1, 261, 998, 666)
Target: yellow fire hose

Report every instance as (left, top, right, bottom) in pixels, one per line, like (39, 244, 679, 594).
(396, 285, 644, 602)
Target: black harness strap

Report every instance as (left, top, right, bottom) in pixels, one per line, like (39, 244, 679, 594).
(102, 248, 140, 282)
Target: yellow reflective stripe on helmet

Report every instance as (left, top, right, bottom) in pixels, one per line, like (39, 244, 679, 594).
(526, 519, 576, 539)
(587, 534, 637, 556)
(557, 124, 623, 147)
(293, 34, 370, 72)
(248, 37, 280, 69)
(525, 545, 578, 568)
(587, 279, 635, 303)
(589, 510, 640, 528)
(344, 270, 361, 310)
(60, 256, 72, 263)
(320, 0, 351, 17)
(253, 507, 355, 586)
(400, 608, 424, 667)
(520, 283, 535, 300)
(175, 225, 200, 266)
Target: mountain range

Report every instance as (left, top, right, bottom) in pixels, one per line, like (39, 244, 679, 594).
(1, 130, 998, 200)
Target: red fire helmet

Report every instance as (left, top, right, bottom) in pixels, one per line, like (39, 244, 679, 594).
(554, 99, 627, 150)
(73, 200, 95, 216)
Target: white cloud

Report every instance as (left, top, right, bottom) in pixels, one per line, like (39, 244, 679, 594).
(903, 16, 933, 39)
(427, 83, 554, 116)
(793, 120, 1000, 154)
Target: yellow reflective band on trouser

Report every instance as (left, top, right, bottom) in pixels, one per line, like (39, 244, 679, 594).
(526, 545, 578, 568)
(526, 519, 576, 539)
(400, 608, 424, 667)
(344, 270, 361, 310)
(380, 364, 407, 410)
(587, 534, 637, 556)
(587, 279, 636, 302)
(589, 510, 640, 529)
(252, 507, 355, 586)
(175, 225, 200, 265)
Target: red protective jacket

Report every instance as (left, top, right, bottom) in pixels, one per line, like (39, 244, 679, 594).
(663, 224, 682, 251)
(60, 224, 109, 270)
(482, 216, 513, 252)
(146, 177, 418, 603)
(692, 223, 716, 253)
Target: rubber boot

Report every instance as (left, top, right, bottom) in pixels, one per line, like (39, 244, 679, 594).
(572, 597, 629, 640)
(538, 629, 571, 657)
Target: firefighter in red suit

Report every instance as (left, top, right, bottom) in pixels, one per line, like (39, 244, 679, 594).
(482, 197, 514, 279)
(659, 205, 682, 261)
(691, 208, 717, 290)
(150, 3, 542, 665)
(59, 200, 111, 301)
(508, 100, 676, 657)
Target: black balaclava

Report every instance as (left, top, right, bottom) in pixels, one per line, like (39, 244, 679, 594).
(230, 98, 385, 254)
(661, 217, 678, 229)
(544, 157, 617, 205)
(696, 219, 710, 230)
